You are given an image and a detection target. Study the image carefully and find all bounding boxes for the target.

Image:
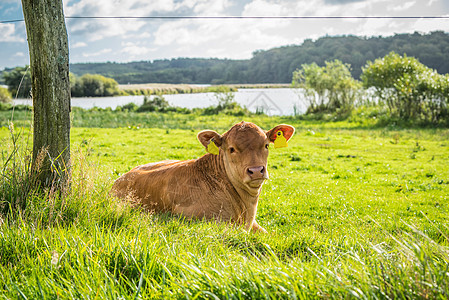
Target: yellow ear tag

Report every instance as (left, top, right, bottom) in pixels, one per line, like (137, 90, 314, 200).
(274, 130, 288, 148)
(207, 139, 220, 155)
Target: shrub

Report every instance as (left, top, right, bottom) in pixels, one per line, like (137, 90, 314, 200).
(292, 60, 361, 116)
(2, 66, 32, 98)
(0, 103, 32, 112)
(0, 86, 12, 103)
(71, 74, 122, 97)
(202, 89, 251, 116)
(137, 95, 170, 112)
(0, 102, 13, 111)
(118, 103, 138, 112)
(361, 52, 449, 124)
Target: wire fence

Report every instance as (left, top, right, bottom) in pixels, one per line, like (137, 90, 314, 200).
(2, 15, 449, 24)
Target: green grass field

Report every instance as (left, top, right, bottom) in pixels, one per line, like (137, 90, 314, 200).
(1, 112, 448, 299)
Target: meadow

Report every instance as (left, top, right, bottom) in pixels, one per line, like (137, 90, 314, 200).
(1, 110, 448, 299)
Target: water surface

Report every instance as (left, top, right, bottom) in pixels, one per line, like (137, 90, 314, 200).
(14, 88, 308, 116)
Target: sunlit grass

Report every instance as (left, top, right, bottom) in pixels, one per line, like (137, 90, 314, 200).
(0, 114, 448, 298)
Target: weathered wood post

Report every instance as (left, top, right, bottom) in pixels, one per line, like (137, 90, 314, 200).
(21, 0, 71, 190)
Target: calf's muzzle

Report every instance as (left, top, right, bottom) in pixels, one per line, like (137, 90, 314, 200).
(247, 166, 266, 180)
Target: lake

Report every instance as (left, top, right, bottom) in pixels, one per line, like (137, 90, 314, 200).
(14, 88, 308, 116)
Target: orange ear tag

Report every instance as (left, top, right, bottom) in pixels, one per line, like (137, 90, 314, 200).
(207, 139, 220, 155)
(274, 130, 288, 148)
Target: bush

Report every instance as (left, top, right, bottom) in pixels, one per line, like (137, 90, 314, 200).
(137, 95, 170, 112)
(2, 66, 32, 98)
(361, 52, 449, 125)
(0, 103, 32, 112)
(202, 90, 251, 116)
(71, 73, 122, 97)
(117, 103, 138, 112)
(0, 102, 13, 111)
(292, 60, 361, 116)
(0, 86, 12, 103)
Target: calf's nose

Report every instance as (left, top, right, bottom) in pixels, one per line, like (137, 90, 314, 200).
(247, 166, 265, 180)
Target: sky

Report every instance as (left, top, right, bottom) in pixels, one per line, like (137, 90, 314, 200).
(0, 0, 448, 70)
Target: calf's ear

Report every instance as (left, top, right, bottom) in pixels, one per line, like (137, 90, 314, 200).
(197, 130, 223, 148)
(266, 124, 295, 143)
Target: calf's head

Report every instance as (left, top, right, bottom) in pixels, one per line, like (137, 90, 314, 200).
(198, 122, 295, 195)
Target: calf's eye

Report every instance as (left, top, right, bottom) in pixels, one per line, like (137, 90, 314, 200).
(229, 147, 235, 153)
(265, 144, 269, 149)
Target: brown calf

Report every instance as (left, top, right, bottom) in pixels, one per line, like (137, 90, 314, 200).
(112, 121, 295, 233)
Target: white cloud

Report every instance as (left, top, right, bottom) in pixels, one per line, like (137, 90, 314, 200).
(0, 23, 24, 42)
(82, 48, 112, 58)
(64, 0, 174, 41)
(13, 52, 24, 57)
(120, 41, 154, 57)
(131, 32, 152, 39)
(242, 0, 286, 16)
(173, 0, 231, 14)
(149, 0, 449, 60)
(71, 41, 87, 48)
(68, 18, 147, 42)
(154, 20, 195, 46)
(355, 18, 393, 36)
(412, 17, 449, 33)
(1, 0, 449, 68)
(389, 1, 416, 12)
(153, 16, 301, 59)
(64, 0, 175, 18)
(121, 46, 154, 56)
(191, 0, 231, 14)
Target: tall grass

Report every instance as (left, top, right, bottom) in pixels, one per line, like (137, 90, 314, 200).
(0, 123, 39, 215)
(1, 118, 448, 298)
(1, 200, 448, 298)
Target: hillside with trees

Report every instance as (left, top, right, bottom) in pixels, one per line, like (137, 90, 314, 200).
(68, 31, 449, 84)
(1, 31, 448, 86)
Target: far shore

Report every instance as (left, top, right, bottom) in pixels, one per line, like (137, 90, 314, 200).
(118, 83, 291, 91)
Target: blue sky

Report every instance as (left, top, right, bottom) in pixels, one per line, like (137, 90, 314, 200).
(1, 0, 448, 70)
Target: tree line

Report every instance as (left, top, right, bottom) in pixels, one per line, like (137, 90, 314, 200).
(65, 31, 449, 84)
(1, 31, 448, 91)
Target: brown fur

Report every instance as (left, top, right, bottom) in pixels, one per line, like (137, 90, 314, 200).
(111, 121, 295, 233)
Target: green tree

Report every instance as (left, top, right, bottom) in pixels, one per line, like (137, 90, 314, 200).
(292, 60, 361, 114)
(0, 86, 12, 103)
(2, 66, 32, 98)
(361, 52, 449, 123)
(71, 74, 121, 97)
